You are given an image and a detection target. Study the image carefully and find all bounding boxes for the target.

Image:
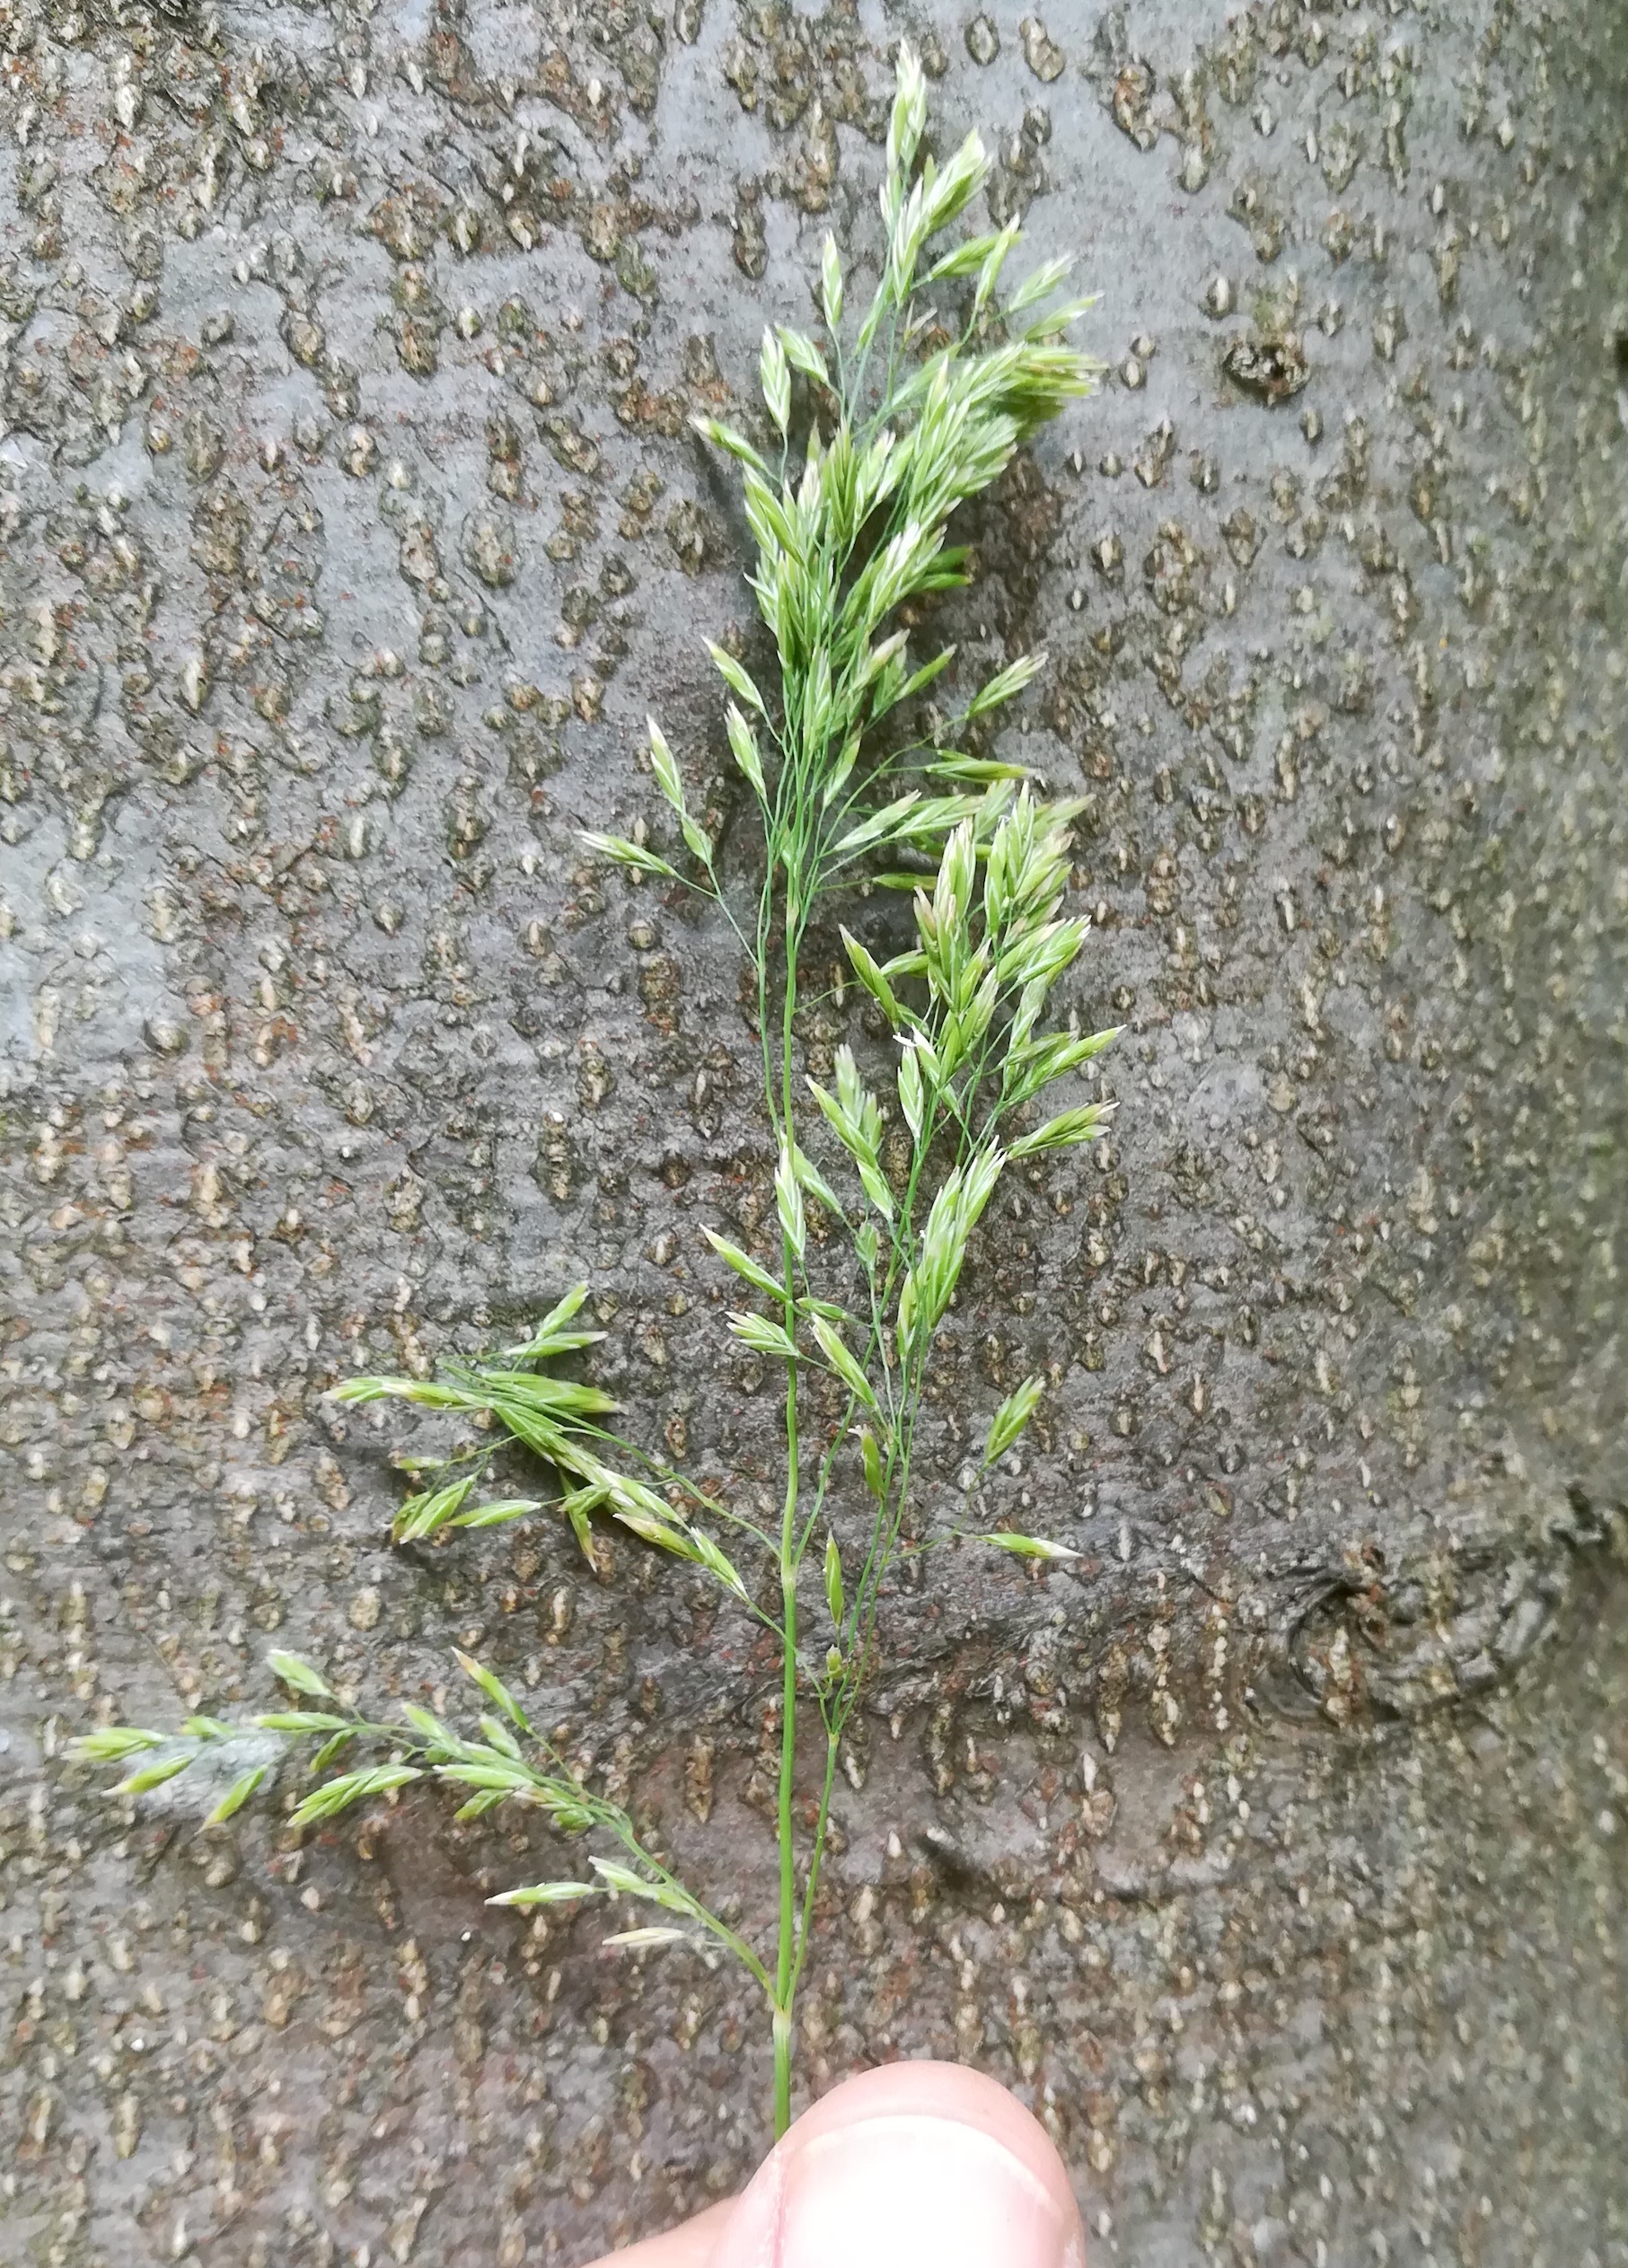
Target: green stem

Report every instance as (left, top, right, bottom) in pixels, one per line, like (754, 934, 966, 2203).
(773, 1625, 797, 2132)
(788, 1720, 840, 2004)
(774, 901, 803, 2139)
(612, 1828, 776, 2000)
(773, 2005, 795, 2137)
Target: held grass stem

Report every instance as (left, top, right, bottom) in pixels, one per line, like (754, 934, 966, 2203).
(73, 41, 1118, 2142)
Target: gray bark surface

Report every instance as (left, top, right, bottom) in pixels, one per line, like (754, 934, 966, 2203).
(2, 1, 1624, 2263)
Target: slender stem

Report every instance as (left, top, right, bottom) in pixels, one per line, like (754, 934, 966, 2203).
(775, 1536, 798, 2133)
(612, 1827, 777, 2000)
(788, 1720, 840, 2003)
(773, 2006, 794, 2137)
(773, 900, 803, 2139)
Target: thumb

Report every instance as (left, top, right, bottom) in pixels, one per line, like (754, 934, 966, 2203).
(708, 2061, 1085, 2268)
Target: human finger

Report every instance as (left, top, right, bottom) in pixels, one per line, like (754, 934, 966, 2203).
(708, 2059, 1085, 2268)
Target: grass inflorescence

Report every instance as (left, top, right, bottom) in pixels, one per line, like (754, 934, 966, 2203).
(74, 45, 1119, 2139)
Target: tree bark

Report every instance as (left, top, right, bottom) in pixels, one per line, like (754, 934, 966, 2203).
(2, 1, 1624, 2262)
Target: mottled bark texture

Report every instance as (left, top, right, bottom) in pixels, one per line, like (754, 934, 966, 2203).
(2, 2, 1625, 2264)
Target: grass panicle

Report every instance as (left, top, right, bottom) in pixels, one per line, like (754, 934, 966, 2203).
(72, 45, 1119, 2143)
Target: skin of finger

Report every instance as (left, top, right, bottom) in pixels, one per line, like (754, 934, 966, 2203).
(582, 2197, 735, 2268)
(708, 2061, 1086, 2267)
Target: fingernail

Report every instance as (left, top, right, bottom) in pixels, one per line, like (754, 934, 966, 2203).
(713, 2106, 1084, 2268)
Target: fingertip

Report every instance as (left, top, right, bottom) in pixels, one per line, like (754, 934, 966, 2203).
(708, 2061, 1084, 2268)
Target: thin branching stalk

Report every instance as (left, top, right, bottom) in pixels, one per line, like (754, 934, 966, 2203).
(73, 45, 1121, 2142)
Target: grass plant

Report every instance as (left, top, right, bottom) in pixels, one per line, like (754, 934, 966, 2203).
(74, 44, 1116, 2138)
